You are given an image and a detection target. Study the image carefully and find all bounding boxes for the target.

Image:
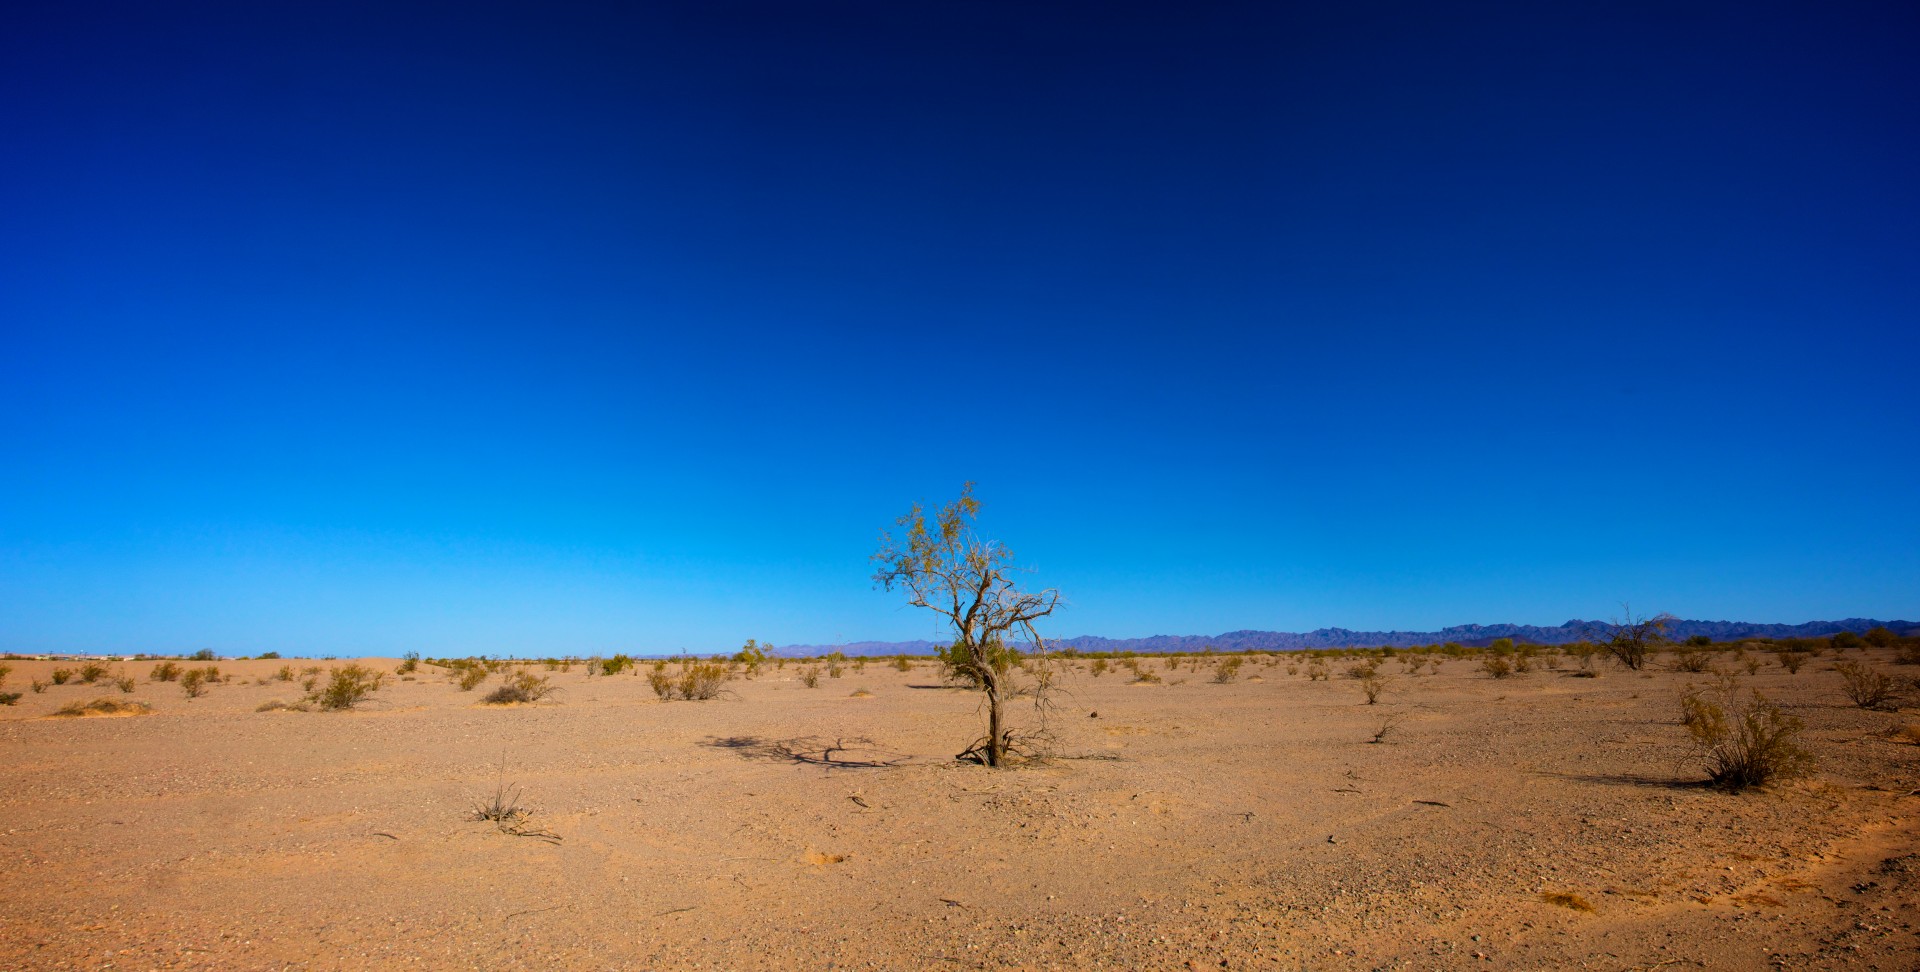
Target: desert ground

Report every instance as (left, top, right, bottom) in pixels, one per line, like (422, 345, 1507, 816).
(1, 649, 1916, 971)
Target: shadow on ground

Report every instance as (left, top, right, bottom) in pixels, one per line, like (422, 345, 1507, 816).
(702, 735, 913, 769)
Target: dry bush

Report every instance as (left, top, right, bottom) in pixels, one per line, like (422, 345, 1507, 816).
(457, 667, 488, 692)
(149, 661, 182, 682)
(305, 664, 385, 710)
(78, 661, 110, 683)
(892, 656, 912, 672)
(678, 662, 727, 700)
(113, 675, 135, 693)
(30, 679, 47, 694)
(0, 663, 9, 688)
(1775, 650, 1808, 674)
(1481, 655, 1514, 679)
(54, 697, 151, 717)
(0, 691, 19, 705)
(483, 671, 556, 705)
(1668, 647, 1715, 673)
(1834, 661, 1898, 711)
(1129, 664, 1162, 684)
(600, 654, 634, 677)
(1343, 661, 1377, 680)
(274, 665, 295, 681)
(1359, 671, 1391, 704)
(1212, 657, 1244, 684)
(1539, 892, 1594, 912)
(799, 665, 822, 688)
(827, 660, 844, 679)
(255, 699, 311, 712)
(1897, 642, 1920, 665)
(647, 668, 674, 699)
(1683, 686, 1814, 792)
(179, 667, 215, 698)
(1369, 711, 1403, 743)
(1089, 658, 1108, 678)
(50, 668, 74, 685)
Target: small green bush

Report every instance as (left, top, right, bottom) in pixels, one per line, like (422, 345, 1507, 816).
(1481, 656, 1513, 679)
(1683, 687, 1814, 791)
(50, 668, 74, 685)
(150, 661, 182, 682)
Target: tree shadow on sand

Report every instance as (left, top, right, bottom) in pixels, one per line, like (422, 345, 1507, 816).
(701, 735, 913, 769)
(1534, 770, 1709, 791)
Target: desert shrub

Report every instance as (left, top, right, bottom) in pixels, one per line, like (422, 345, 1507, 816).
(1513, 650, 1536, 674)
(397, 651, 420, 674)
(255, 699, 311, 712)
(305, 664, 385, 710)
(483, 671, 556, 705)
(113, 675, 136, 693)
(179, 668, 214, 698)
(677, 662, 727, 700)
(1359, 671, 1390, 704)
(827, 659, 845, 678)
(1683, 687, 1814, 791)
(1481, 655, 1513, 679)
(1307, 660, 1329, 681)
(1897, 642, 1920, 665)
(1089, 658, 1108, 677)
(54, 697, 151, 717)
(51, 668, 74, 685)
(799, 665, 822, 688)
(892, 656, 912, 672)
(190, 649, 216, 661)
(150, 661, 182, 682)
(1130, 664, 1162, 684)
(1834, 661, 1899, 711)
(457, 667, 489, 691)
(1668, 647, 1714, 673)
(274, 665, 295, 681)
(1343, 661, 1377, 680)
(601, 654, 634, 677)
(1776, 650, 1808, 674)
(1831, 631, 1863, 651)
(258, 651, 281, 659)
(1212, 657, 1244, 683)
(0, 663, 9, 688)
(0, 691, 20, 705)
(647, 668, 674, 699)
(30, 679, 47, 694)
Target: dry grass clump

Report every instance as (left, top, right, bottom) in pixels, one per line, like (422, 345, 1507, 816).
(798, 665, 822, 688)
(1668, 647, 1715, 673)
(651, 662, 727, 701)
(304, 664, 386, 710)
(77, 661, 110, 683)
(54, 697, 151, 717)
(1833, 661, 1899, 711)
(149, 661, 182, 682)
(457, 666, 489, 691)
(891, 656, 912, 672)
(482, 671, 557, 705)
(50, 668, 74, 685)
(1681, 685, 1814, 792)
(1481, 655, 1514, 679)
(255, 699, 312, 712)
(113, 675, 136, 693)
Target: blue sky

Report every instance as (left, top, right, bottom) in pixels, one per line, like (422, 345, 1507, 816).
(3, 2, 1916, 656)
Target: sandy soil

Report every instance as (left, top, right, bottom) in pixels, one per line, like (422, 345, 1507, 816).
(2, 650, 1916, 971)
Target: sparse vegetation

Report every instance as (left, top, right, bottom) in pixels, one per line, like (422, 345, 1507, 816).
(54, 697, 151, 717)
(304, 664, 386, 710)
(1592, 607, 1674, 671)
(1211, 657, 1244, 683)
(799, 665, 822, 688)
(483, 671, 556, 705)
(255, 699, 311, 712)
(1681, 685, 1814, 792)
(1481, 655, 1513, 679)
(190, 649, 216, 661)
(150, 661, 182, 682)
(50, 668, 74, 685)
(1359, 671, 1391, 704)
(179, 667, 216, 698)
(1776, 650, 1808, 674)
(1834, 660, 1899, 711)
(397, 650, 420, 674)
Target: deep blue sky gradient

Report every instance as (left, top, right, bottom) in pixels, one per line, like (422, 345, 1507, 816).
(4, 2, 1917, 655)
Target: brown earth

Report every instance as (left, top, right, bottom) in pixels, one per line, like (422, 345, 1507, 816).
(2, 650, 1917, 971)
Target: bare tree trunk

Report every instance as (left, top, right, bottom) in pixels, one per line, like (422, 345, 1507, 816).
(982, 669, 1004, 767)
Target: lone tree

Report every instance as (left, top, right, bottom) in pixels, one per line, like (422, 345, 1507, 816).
(1588, 606, 1676, 671)
(873, 483, 1061, 767)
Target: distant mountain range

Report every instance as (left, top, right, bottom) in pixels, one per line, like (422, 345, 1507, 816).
(777, 618, 1917, 656)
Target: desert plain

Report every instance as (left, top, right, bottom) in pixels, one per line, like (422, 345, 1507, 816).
(1, 650, 1916, 971)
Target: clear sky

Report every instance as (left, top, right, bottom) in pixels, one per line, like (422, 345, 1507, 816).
(3, 2, 1916, 656)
